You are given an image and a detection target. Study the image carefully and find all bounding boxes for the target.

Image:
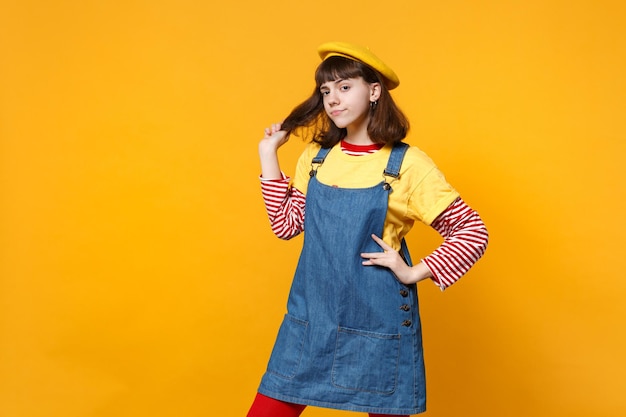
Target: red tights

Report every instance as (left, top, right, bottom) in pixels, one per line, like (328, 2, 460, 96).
(247, 393, 409, 417)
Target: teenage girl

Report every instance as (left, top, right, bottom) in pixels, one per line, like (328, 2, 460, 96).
(248, 42, 488, 417)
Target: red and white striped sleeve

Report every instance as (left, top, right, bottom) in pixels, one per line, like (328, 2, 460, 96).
(422, 197, 489, 290)
(260, 174, 306, 240)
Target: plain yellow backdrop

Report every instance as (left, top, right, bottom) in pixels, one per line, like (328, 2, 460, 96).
(1, 1, 625, 416)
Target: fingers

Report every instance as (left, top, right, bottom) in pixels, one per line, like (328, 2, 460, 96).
(360, 254, 381, 266)
(264, 122, 283, 138)
(361, 243, 394, 264)
(361, 250, 399, 269)
(361, 234, 393, 260)
(361, 234, 400, 267)
(360, 235, 414, 284)
(360, 251, 384, 261)
(370, 234, 393, 251)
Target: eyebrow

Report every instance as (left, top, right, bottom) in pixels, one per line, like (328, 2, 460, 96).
(320, 79, 347, 89)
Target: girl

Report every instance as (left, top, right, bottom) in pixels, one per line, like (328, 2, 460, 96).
(248, 42, 488, 417)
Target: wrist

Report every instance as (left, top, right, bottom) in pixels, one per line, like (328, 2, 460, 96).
(411, 262, 432, 284)
(258, 141, 279, 156)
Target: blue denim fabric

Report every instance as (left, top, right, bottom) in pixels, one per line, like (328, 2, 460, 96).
(259, 143, 426, 415)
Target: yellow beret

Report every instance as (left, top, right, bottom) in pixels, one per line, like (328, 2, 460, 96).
(317, 41, 400, 90)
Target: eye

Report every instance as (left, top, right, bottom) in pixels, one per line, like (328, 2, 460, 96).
(340, 85, 350, 91)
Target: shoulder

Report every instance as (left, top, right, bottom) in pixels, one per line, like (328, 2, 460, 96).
(293, 142, 325, 195)
(397, 143, 460, 224)
(398, 143, 456, 196)
(399, 144, 441, 177)
(296, 141, 324, 164)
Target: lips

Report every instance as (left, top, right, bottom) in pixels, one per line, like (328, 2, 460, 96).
(330, 109, 344, 117)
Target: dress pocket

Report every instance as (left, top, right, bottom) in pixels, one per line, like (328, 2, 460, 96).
(331, 326, 400, 394)
(266, 315, 308, 379)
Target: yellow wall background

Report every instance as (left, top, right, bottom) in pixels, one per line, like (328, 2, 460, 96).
(1, 1, 624, 416)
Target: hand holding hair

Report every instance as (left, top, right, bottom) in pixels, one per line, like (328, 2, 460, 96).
(260, 122, 289, 152)
(259, 121, 289, 180)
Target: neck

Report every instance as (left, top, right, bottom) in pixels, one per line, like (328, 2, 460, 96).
(344, 124, 373, 146)
(342, 109, 374, 145)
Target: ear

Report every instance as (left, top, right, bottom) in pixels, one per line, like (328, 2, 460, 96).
(369, 83, 381, 102)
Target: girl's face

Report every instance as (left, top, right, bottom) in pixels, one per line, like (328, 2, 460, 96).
(319, 77, 380, 133)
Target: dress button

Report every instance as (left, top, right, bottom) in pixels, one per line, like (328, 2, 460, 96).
(402, 320, 412, 327)
(399, 289, 409, 297)
(400, 304, 410, 311)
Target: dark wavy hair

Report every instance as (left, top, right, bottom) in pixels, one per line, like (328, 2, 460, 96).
(281, 56, 410, 148)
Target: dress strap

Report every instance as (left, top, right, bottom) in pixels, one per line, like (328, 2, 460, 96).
(384, 142, 413, 267)
(312, 146, 332, 164)
(311, 142, 409, 179)
(309, 146, 333, 177)
(383, 142, 409, 178)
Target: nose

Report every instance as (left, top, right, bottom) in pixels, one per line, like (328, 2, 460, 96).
(326, 89, 339, 106)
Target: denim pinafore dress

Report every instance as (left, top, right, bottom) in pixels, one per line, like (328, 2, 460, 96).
(258, 143, 426, 415)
